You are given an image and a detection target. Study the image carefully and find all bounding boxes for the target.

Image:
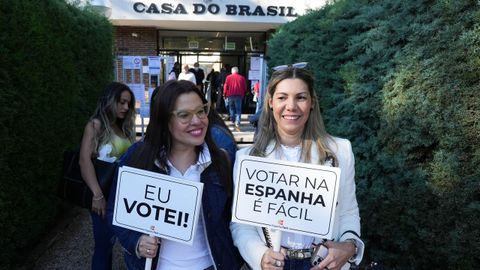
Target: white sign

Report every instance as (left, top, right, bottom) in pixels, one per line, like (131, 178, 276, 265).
(232, 155, 341, 238)
(109, 1, 328, 25)
(113, 166, 204, 245)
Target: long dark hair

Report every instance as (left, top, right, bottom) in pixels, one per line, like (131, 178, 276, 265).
(128, 80, 233, 194)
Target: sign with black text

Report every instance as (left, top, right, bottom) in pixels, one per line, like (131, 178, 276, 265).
(232, 155, 340, 238)
(113, 166, 203, 245)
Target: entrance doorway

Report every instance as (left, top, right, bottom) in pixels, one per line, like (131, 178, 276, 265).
(157, 30, 266, 114)
(157, 29, 265, 77)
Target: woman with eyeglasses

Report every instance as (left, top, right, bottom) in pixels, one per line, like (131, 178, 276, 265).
(106, 80, 244, 270)
(230, 66, 364, 270)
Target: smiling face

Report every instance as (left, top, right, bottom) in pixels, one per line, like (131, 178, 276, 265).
(268, 78, 313, 145)
(116, 90, 132, 120)
(168, 92, 208, 151)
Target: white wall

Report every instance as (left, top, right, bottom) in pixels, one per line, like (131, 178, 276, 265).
(88, 0, 328, 31)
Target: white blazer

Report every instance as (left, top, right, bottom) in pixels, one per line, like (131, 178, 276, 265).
(230, 137, 364, 270)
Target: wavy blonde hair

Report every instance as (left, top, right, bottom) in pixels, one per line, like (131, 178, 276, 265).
(90, 82, 136, 153)
(249, 67, 337, 165)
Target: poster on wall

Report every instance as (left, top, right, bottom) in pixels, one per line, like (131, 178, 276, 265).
(148, 56, 161, 74)
(250, 56, 261, 71)
(123, 56, 142, 70)
(248, 70, 261, 81)
(248, 55, 264, 84)
(127, 83, 145, 109)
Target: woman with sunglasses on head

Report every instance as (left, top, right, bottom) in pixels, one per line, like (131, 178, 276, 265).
(79, 81, 136, 270)
(230, 65, 364, 270)
(106, 80, 244, 270)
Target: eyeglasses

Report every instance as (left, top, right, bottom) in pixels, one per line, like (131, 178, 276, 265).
(272, 62, 308, 71)
(171, 103, 209, 124)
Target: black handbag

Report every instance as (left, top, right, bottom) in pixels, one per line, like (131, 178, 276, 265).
(58, 149, 117, 209)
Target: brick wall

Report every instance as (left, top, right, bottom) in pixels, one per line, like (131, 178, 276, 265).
(113, 26, 159, 86)
(114, 26, 157, 56)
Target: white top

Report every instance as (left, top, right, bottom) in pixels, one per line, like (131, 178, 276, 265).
(276, 144, 315, 249)
(156, 144, 214, 270)
(178, 72, 196, 84)
(230, 137, 365, 269)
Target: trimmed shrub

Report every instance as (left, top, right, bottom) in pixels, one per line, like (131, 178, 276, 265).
(0, 0, 113, 268)
(267, 0, 480, 269)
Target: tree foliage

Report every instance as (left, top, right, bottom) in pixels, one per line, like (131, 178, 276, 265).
(267, 0, 480, 268)
(0, 0, 113, 268)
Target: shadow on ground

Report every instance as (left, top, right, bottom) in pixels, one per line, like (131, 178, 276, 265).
(23, 204, 126, 270)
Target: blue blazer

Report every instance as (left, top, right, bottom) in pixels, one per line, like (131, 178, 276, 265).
(107, 142, 244, 270)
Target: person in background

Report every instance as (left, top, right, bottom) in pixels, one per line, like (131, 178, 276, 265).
(206, 68, 220, 109)
(192, 62, 205, 93)
(167, 62, 180, 81)
(248, 80, 263, 137)
(107, 80, 244, 270)
(208, 109, 237, 164)
(223, 66, 247, 132)
(252, 80, 261, 114)
(216, 64, 231, 116)
(178, 64, 196, 84)
(79, 81, 136, 270)
(230, 66, 364, 270)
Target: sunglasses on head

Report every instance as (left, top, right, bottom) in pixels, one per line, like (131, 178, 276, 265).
(272, 62, 308, 71)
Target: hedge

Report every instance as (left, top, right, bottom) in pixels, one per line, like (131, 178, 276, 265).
(0, 0, 113, 268)
(266, 0, 480, 269)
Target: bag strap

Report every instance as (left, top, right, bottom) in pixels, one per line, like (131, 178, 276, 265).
(262, 227, 273, 248)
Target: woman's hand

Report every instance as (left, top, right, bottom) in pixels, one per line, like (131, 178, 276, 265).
(91, 195, 106, 218)
(138, 235, 160, 258)
(261, 248, 285, 270)
(311, 241, 355, 270)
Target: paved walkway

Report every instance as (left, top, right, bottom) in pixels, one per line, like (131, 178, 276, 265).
(23, 115, 255, 270)
(22, 206, 126, 270)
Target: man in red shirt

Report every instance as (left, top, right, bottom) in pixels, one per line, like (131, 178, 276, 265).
(223, 66, 247, 131)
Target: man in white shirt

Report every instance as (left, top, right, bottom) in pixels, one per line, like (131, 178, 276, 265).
(177, 64, 196, 84)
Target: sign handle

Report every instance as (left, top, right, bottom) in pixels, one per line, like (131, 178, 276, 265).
(144, 234, 155, 270)
(145, 258, 152, 270)
(270, 228, 282, 252)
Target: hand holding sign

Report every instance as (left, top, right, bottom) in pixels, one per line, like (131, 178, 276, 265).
(138, 235, 160, 258)
(137, 234, 159, 270)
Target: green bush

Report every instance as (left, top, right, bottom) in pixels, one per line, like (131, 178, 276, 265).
(0, 0, 113, 268)
(267, 0, 480, 269)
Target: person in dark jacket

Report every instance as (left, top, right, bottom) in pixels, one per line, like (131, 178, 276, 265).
(208, 109, 237, 164)
(216, 64, 231, 115)
(107, 80, 244, 270)
(191, 62, 205, 92)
